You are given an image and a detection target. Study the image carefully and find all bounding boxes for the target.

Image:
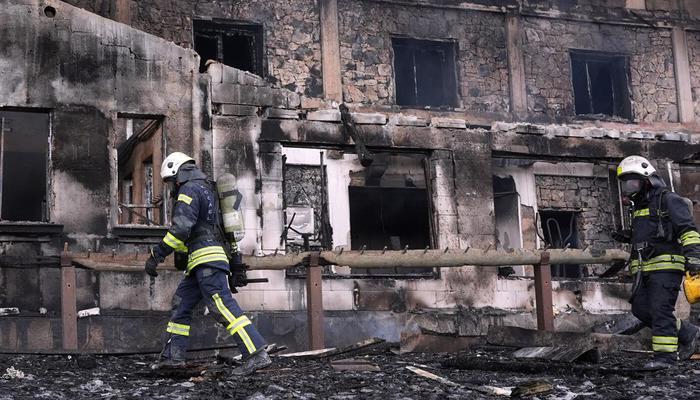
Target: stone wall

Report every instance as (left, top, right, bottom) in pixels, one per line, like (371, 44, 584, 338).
(536, 175, 616, 263)
(521, 17, 677, 123)
(63, 0, 324, 98)
(337, 0, 509, 112)
(687, 31, 700, 120)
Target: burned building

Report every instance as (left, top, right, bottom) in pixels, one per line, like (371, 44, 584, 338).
(2, 0, 700, 354)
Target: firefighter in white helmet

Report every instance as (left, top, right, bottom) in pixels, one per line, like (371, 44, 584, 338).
(145, 151, 271, 375)
(615, 155, 700, 369)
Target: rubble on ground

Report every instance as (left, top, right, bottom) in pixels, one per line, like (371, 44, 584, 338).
(2, 344, 700, 399)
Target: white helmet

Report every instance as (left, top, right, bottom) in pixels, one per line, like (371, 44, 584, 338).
(161, 152, 194, 180)
(617, 155, 656, 179)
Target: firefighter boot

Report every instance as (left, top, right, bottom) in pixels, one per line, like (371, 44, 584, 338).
(231, 349, 271, 376)
(643, 352, 677, 370)
(679, 324, 700, 360)
(151, 342, 187, 370)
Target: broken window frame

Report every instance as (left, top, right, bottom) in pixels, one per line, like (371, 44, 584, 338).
(193, 19, 266, 76)
(569, 50, 632, 121)
(538, 209, 583, 279)
(0, 108, 53, 226)
(282, 148, 438, 279)
(113, 114, 169, 230)
(391, 37, 459, 108)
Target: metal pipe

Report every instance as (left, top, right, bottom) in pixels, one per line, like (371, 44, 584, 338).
(74, 248, 629, 271)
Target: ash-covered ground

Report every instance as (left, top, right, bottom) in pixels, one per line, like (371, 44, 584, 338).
(1, 347, 700, 399)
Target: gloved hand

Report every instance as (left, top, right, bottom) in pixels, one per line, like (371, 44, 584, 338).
(145, 256, 159, 277)
(686, 256, 700, 276)
(611, 229, 631, 243)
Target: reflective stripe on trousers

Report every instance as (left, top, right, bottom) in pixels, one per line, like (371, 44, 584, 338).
(212, 293, 257, 355)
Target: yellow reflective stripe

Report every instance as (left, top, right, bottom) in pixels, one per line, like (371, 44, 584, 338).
(212, 295, 258, 354)
(186, 246, 228, 271)
(227, 316, 256, 354)
(652, 336, 678, 352)
(212, 293, 238, 326)
(630, 254, 686, 273)
(163, 232, 187, 252)
(617, 166, 623, 176)
(166, 321, 190, 337)
(653, 336, 678, 345)
(653, 344, 678, 352)
(633, 208, 650, 218)
(681, 231, 700, 246)
(677, 319, 682, 331)
(177, 194, 193, 205)
(226, 315, 252, 334)
(187, 255, 229, 271)
(190, 246, 227, 260)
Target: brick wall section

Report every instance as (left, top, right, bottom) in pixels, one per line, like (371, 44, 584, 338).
(522, 17, 677, 123)
(336, 0, 509, 111)
(536, 175, 616, 263)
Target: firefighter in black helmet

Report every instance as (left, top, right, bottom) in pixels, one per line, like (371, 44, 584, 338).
(145, 152, 271, 375)
(615, 155, 700, 369)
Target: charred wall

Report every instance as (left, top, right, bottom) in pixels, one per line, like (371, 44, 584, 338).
(337, 0, 509, 112)
(0, 0, 199, 250)
(521, 18, 677, 123)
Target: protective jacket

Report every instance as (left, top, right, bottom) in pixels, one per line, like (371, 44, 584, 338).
(630, 186, 700, 274)
(153, 165, 229, 274)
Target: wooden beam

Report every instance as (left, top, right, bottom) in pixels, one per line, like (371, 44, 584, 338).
(672, 27, 695, 124)
(319, 0, 343, 102)
(506, 14, 528, 119)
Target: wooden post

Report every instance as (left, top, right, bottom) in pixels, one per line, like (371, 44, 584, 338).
(672, 27, 694, 124)
(319, 0, 343, 102)
(61, 244, 78, 350)
(533, 251, 554, 331)
(506, 13, 527, 119)
(306, 251, 325, 350)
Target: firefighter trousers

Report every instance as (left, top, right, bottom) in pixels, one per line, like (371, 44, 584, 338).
(631, 271, 696, 357)
(160, 266, 266, 361)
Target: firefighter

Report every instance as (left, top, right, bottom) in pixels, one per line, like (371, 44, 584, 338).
(145, 152, 271, 375)
(615, 155, 700, 369)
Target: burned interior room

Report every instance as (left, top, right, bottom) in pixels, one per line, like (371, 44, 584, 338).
(3, 0, 700, 398)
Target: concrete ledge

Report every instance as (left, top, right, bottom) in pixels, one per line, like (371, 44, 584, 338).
(351, 112, 387, 125)
(265, 108, 299, 120)
(431, 117, 467, 129)
(307, 109, 341, 122)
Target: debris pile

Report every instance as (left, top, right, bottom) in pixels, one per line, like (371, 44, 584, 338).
(1, 333, 700, 399)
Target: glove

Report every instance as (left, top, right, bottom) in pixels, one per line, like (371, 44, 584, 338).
(228, 253, 248, 293)
(611, 229, 631, 243)
(145, 256, 159, 277)
(145, 248, 163, 277)
(686, 256, 700, 276)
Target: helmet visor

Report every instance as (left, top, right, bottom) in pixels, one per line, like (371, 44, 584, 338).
(620, 178, 643, 197)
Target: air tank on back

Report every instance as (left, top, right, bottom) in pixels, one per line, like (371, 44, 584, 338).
(216, 173, 245, 250)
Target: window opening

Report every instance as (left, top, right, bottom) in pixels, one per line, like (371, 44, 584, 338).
(193, 20, 264, 75)
(493, 175, 521, 277)
(570, 50, 631, 119)
(0, 110, 49, 222)
(539, 210, 582, 278)
(116, 116, 165, 226)
(392, 37, 457, 107)
(349, 153, 433, 277)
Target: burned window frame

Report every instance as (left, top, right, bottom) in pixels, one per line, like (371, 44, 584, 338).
(538, 209, 583, 279)
(193, 19, 266, 76)
(0, 108, 52, 225)
(391, 37, 459, 108)
(113, 114, 168, 229)
(569, 49, 632, 120)
(281, 148, 438, 280)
